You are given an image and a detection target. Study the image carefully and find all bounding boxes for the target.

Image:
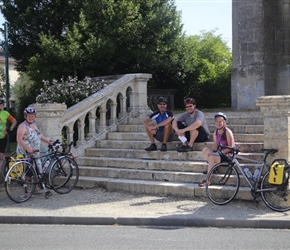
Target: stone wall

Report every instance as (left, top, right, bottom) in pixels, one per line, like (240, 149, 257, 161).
(232, 0, 290, 110)
(256, 95, 290, 162)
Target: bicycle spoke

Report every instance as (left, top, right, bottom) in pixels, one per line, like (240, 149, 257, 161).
(49, 156, 79, 194)
(261, 172, 290, 212)
(206, 163, 240, 205)
(5, 162, 36, 203)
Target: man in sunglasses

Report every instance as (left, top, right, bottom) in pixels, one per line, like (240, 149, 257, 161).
(143, 96, 174, 152)
(172, 97, 210, 152)
(0, 98, 17, 173)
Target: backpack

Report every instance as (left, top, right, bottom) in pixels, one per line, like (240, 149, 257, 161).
(269, 159, 290, 186)
(8, 155, 25, 178)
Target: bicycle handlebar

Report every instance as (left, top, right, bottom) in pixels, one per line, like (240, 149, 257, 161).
(218, 144, 240, 155)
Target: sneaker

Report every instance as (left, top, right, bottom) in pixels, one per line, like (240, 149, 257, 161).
(145, 144, 157, 151)
(199, 179, 211, 187)
(160, 143, 167, 152)
(178, 145, 193, 152)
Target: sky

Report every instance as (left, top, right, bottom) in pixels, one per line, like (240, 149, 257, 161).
(175, 0, 232, 48)
(0, 0, 232, 48)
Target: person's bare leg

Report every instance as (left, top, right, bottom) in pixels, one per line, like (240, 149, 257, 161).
(188, 130, 198, 147)
(163, 123, 173, 144)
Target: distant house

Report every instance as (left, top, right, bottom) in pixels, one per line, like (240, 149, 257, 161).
(0, 51, 19, 85)
(0, 51, 20, 106)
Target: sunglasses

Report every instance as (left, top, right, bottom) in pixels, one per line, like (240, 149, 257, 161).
(0, 102, 3, 104)
(186, 105, 194, 108)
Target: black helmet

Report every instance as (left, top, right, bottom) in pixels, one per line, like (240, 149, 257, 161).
(184, 97, 196, 106)
(157, 96, 168, 104)
(214, 112, 227, 121)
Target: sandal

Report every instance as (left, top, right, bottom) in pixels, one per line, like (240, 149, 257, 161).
(199, 179, 211, 187)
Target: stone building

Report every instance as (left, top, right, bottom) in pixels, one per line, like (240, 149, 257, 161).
(232, 0, 290, 110)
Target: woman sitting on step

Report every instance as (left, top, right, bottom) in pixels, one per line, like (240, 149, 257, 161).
(199, 112, 235, 187)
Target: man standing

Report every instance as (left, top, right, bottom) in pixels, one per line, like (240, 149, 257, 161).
(0, 97, 17, 172)
(143, 96, 174, 152)
(172, 97, 210, 152)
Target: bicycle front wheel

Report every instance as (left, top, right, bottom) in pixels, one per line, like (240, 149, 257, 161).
(206, 162, 240, 205)
(4, 161, 37, 203)
(49, 156, 79, 194)
(260, 171, 290, 212)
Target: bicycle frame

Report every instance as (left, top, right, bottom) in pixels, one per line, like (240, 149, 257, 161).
(229, 152, 278, 194)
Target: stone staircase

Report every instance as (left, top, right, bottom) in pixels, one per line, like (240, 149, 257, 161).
(75, 111, 265, 201)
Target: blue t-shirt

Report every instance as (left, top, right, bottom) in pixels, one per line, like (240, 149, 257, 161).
(149, 110, 174, 132)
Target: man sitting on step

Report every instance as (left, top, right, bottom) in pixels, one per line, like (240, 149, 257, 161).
(172, 97, 210, 152)
(143, 96, 174, 152)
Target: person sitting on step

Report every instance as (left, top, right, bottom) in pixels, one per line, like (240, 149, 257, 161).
(172, 97, 210, 152)
(143, 96, 174, 152)
(199, 112, 235, 187)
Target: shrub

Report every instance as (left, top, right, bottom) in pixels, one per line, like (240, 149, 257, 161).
(36, 76, 105, 107)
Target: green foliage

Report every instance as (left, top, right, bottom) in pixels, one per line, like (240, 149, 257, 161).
(11, 73, 35, 122)
(0, 0, 83, 72)
(23, 0, 184, 90)
(0, 67, 6, 97)
(1, 0, 232, 110)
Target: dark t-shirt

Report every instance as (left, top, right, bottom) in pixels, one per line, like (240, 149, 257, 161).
(150, 110, 174, 132)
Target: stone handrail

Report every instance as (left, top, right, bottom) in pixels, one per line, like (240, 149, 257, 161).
(32, 73, 152, 156)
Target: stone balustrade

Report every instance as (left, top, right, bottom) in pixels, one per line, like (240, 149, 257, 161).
(31, 73, 152, 156)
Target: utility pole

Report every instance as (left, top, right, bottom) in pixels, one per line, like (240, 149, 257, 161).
(4, 22, 11, 152)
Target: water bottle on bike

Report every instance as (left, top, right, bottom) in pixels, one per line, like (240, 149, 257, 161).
(243, 166, 253, 180)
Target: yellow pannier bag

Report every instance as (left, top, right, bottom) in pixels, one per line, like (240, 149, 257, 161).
(8, 154, 24, 178)
(269, 161, 285, 185)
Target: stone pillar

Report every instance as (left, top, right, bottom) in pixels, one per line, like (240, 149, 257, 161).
(232, 0, 265, 110)
(131, 75, 151, 118)
(256, 95, 290, 161)
(232, 0, 290, 110)
(31, 103, 67, 146)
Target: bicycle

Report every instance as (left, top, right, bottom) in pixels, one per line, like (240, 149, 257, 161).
(204, 145, 290, 212)
(4, 141, 79, 203)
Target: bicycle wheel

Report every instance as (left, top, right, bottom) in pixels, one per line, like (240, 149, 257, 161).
(4, 161, 37, 203)
(1, 151, 17, 179)
(260, 171, 290, 212)
(205, 162, 240, 205)
(49, 156, 79, 194)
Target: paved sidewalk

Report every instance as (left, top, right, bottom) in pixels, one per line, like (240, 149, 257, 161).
(0, 187, 290, 228)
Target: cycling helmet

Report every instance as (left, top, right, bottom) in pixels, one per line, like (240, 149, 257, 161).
(0, 97, 4, 103)
(24, 107, 37, 115)
(214, 112, 227, 121)
(184, 97, 196, 106)
(157, 96, 168, 104)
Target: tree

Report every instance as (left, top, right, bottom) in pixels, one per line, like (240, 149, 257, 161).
(1, 1, 232, 109)
(0, 67, 6, 97)
(26, 0, 184, 88)
(0, 0, 84, 72)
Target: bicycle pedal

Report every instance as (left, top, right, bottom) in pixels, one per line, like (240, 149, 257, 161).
(45, 191, 52, 199)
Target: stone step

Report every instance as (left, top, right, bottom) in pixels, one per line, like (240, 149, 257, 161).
(84, 148, 264, 162)
(129, 113, 263, 125)
(117, 124, 264, 134)
(78, 165, 251, 187)
(76, 176, 254, 201)
(77, 157, 208, 172)
(95, 140, 264, 152)
(107, 132, 263, 143)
